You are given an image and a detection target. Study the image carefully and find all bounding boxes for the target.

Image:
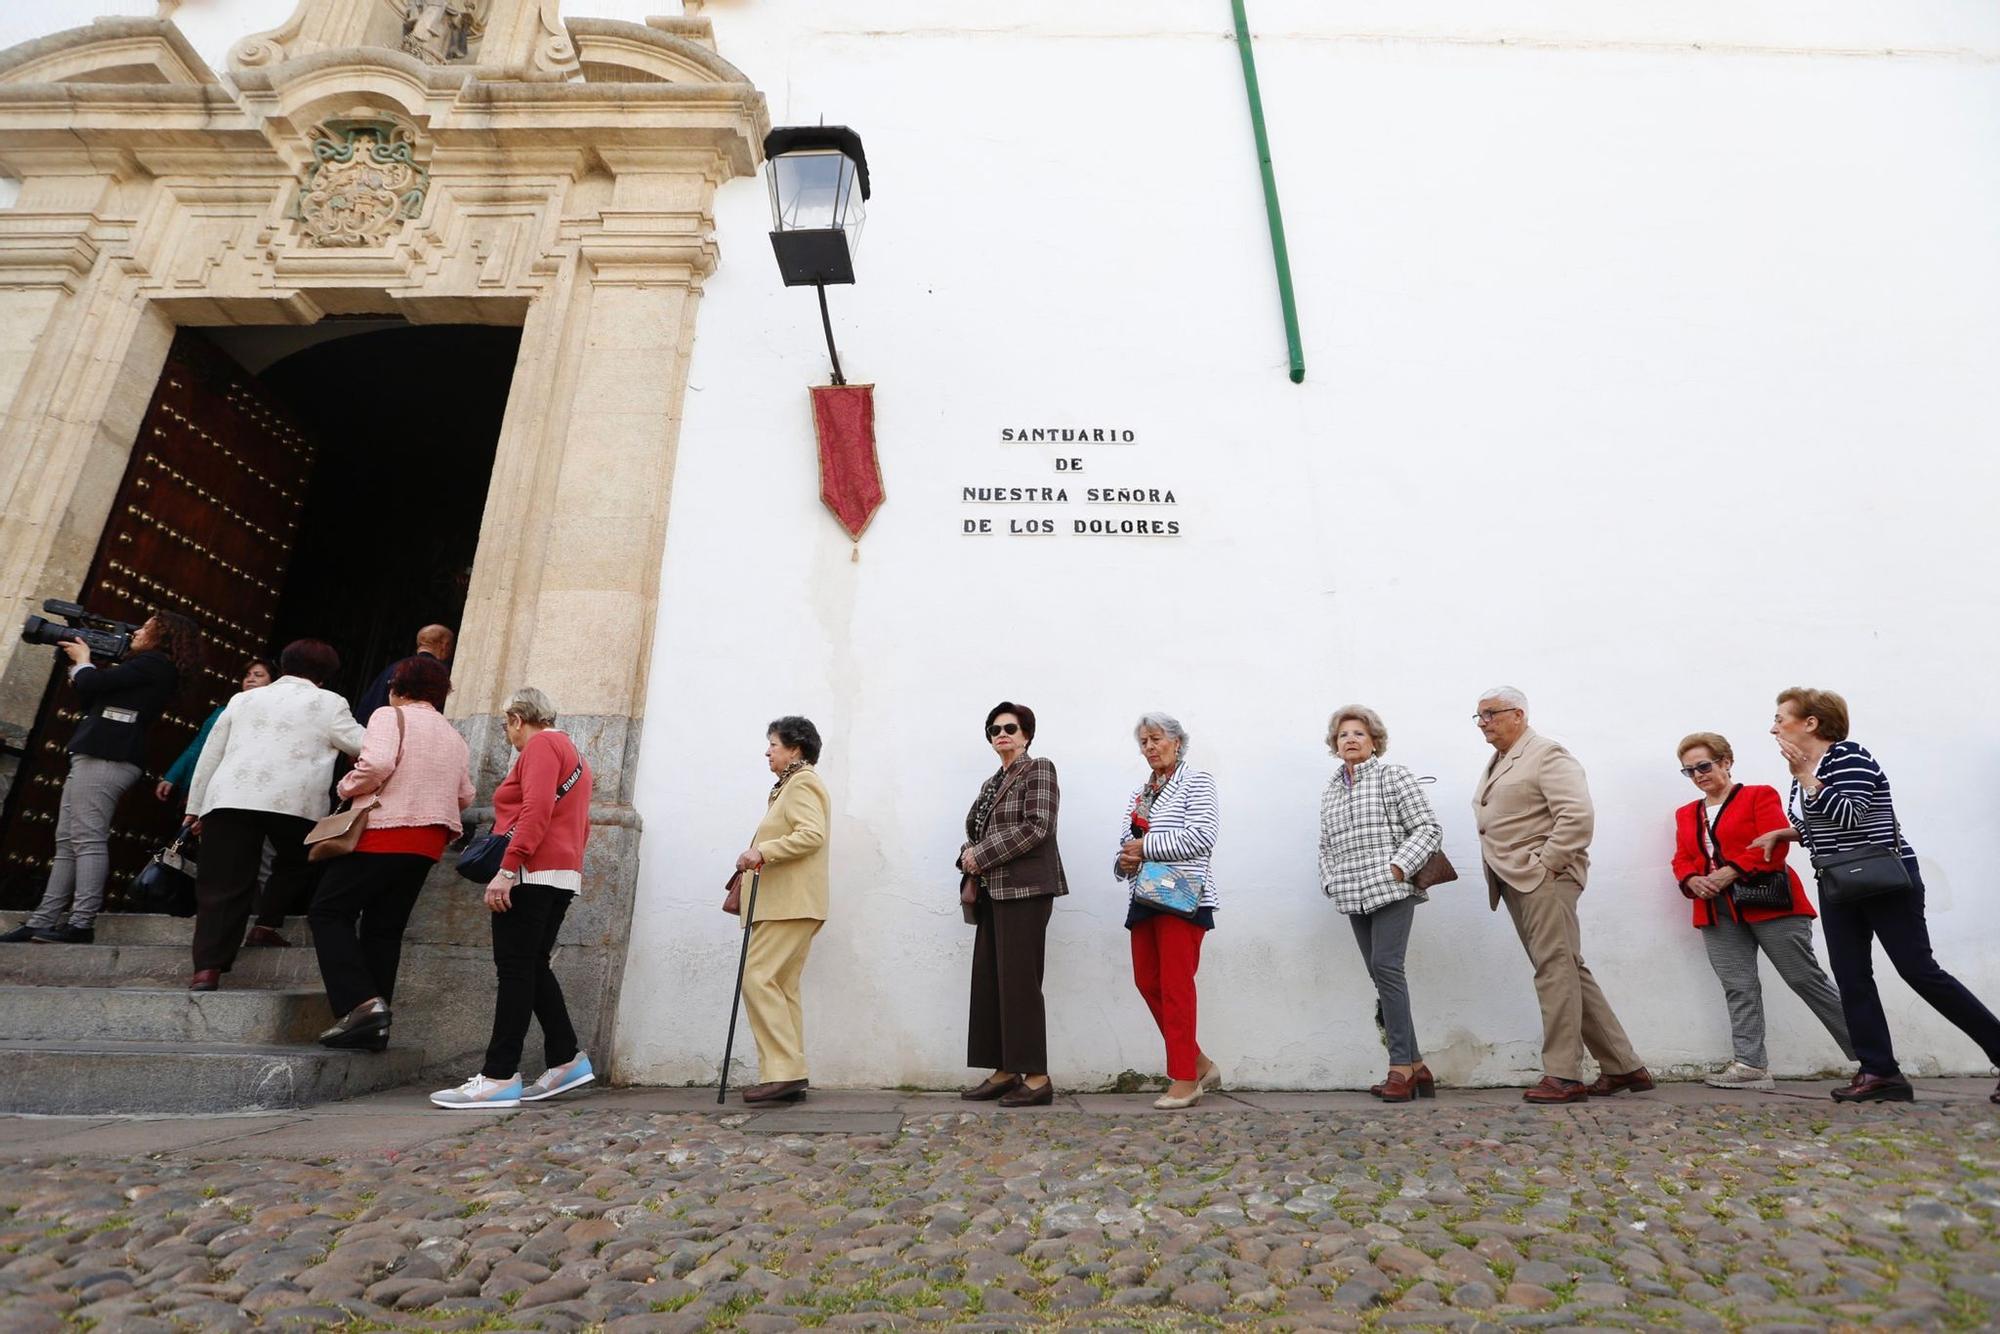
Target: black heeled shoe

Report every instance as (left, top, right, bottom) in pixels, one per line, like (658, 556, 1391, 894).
(320, 998, 391, 1049)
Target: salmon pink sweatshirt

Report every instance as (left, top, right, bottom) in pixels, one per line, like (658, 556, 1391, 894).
(493, 728, 592, 891)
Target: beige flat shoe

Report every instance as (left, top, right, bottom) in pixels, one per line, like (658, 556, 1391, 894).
(1153, 1086, 1204, 1110)
(1197, 1062, 1223, 1092)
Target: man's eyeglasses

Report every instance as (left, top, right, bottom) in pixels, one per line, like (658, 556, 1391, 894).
(1474, 707, 1523, 723)
(986, 723, 1021, 738)
(1679, 760, 1718, 778)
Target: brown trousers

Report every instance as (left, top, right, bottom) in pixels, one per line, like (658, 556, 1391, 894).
(967, 893, 1053, 1075)
(1500, 878, 1641, 1082)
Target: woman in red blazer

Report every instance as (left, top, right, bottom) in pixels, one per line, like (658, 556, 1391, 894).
(1672, 732, 1854, 1089)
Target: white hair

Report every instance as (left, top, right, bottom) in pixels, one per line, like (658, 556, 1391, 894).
(1477, 685, 1529, 713)
(503, 686, 558, 726)
(1134, 711, 1190, 754)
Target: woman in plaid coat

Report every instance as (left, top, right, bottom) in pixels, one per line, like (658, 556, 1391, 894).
(1319, 705, 1444, 1102)
(957, 701, 1068, 1107)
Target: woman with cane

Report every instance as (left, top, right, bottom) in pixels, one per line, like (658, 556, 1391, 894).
(724, 716, 830, 1104)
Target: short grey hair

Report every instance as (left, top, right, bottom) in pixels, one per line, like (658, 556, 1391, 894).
(1477, 685, 1529, 713)
(503, 686, 557, 727)
(1327, 704, 1389, 756)
(1134, 711, 1190, 754)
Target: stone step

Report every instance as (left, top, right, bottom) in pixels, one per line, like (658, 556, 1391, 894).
(0, 1039, 427, 1114)
(0, 939, 321, 989)
(0, 983, 330, 1045)
(0, 911, 307, 946)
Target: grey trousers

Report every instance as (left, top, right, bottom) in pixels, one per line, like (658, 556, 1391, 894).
(28, 755, 142, 930)
(1700, 911, 1855, 1069)
(1349, 896, 1421, 1064)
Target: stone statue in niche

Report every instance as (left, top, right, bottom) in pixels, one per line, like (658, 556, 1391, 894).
(391, 0, 487, 64)
(294, 121, 430, 248)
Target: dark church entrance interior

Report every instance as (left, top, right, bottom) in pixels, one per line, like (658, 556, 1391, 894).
(0, 321, 520, 911)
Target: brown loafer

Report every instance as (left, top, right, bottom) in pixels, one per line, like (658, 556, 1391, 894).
(999, 1078, 1054, 1108)
(961, 1073, 1022, 1101)
(188, 969, 221, 993)
(740, 1079, 808, 1104)
(1522, 1075, 1590, 1104)
(1374, 1066, 1437, 1103)
(1586, 1066, 1656, 1097)
(244, 925, 291, 948)
(1830, 1072, 1914, 1103)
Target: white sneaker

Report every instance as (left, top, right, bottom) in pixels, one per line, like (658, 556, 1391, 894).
(1704, 1061, 1775, 1090)
(521, 1053, 595, 1103)
(429, 1073, 523, 1109)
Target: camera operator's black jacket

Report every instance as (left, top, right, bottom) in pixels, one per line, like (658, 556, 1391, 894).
(68, 650, 178, 767)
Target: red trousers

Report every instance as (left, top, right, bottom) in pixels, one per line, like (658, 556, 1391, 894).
(1130, 913, 1205, 1080)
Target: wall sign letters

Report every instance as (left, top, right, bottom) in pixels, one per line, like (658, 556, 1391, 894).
(962, 426, 1181, 537)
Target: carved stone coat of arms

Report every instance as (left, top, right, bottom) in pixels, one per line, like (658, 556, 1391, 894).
(294, 121, 430, 248)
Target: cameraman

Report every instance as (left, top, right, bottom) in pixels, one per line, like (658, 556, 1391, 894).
(0, 611, 200, 944)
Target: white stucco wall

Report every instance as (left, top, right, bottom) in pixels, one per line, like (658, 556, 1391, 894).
(7, 2, 1998, 1088)
(616, 1, 2000, 1089)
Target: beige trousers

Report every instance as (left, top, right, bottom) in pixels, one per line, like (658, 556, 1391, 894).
(1501, 879, 1641, 1082)
(743, 917, 821, 1083)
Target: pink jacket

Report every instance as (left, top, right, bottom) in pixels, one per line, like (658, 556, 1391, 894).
(337, 703, 474, 833)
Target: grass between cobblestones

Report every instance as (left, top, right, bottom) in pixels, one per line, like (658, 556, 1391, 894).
(0, 1096, 1996, 1331)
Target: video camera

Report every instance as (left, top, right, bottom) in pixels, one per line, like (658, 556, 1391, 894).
(21, 600, 139, 663)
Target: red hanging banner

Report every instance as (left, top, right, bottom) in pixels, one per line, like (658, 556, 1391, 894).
(810, 384, 884, 541)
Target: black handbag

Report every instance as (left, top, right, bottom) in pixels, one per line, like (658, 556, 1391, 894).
(131, 829, 198, 917)
(454, 759, 585, 883)
(1813, 844, 1912, 906)
(1728, 869, 1793, 912)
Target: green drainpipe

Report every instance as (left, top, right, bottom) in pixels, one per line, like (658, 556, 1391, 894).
(1229, 0, 1305, 383)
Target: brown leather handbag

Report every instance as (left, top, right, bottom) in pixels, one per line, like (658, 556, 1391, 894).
(1411, 849, 1459, 891)
(304, 706, 404, 863)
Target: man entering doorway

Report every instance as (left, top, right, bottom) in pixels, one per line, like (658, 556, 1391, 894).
(355, 625, 454, 725)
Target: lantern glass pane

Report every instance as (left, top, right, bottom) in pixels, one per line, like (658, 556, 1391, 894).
(771, 150, 854, 232)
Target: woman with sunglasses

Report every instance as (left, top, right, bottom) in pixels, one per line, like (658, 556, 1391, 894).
(1671, 731, 1851, 1090)
(958, 702, 1068, 1107)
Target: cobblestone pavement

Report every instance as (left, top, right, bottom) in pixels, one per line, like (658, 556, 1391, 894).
(2, 1082, 1998, 1331)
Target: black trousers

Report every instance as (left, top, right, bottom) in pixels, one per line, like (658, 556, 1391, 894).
(481, 885, 579, 1079)
(308, 852, 433, 1018)
(193, 809, 313, 972)
(967, 893, 1053, 1075)
(1820, 872, 2000, 1079)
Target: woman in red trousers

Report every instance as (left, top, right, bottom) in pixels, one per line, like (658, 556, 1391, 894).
(1115, 712, 1223, 1110)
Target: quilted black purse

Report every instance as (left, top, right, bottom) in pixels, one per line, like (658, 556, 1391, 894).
(1728, 868, 1793, 912)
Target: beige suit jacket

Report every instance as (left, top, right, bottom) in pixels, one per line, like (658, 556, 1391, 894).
(1473, 729, 1594, 909)
(749, 767, 831, 922)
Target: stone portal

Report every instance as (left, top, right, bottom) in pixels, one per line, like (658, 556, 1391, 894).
(0, 0, 768, 1098)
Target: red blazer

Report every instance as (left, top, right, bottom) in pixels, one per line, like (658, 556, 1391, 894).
(1671, 783, 1816, 927)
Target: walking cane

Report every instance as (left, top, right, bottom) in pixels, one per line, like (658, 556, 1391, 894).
(717, 869, 761, 1104)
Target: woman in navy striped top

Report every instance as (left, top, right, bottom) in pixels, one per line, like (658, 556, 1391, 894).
(1750, 687, 2000, 1105)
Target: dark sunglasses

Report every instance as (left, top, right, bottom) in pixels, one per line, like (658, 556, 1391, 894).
(1679, 760, 1719, 778)
(986, 722, 1021, 738)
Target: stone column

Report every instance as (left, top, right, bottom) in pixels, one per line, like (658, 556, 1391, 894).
(435, 150, 722, 1073)
(0, 168, 173, 756)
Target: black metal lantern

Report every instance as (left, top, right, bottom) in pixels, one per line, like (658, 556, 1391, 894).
(762, 126, 871, 385)
(764, 126, 870, 287)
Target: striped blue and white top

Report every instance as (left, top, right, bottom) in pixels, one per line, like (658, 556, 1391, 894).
(1114, 764, 1221, 910)
(1788, 740, 1918, 873)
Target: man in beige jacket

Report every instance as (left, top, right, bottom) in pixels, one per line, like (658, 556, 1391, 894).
(1473, 687, 1652, 1104)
